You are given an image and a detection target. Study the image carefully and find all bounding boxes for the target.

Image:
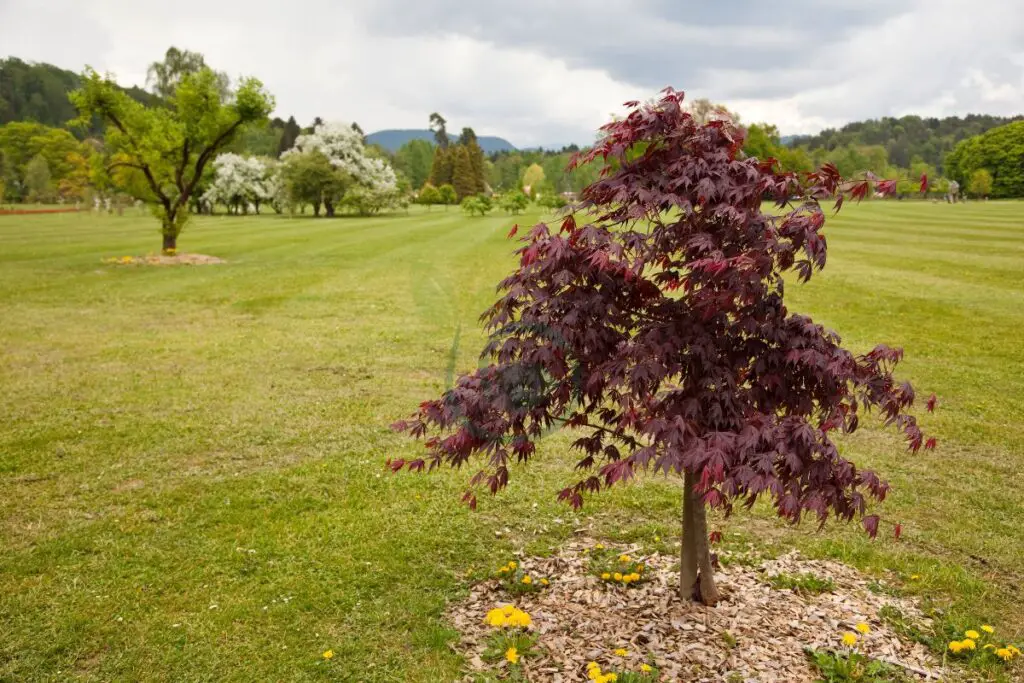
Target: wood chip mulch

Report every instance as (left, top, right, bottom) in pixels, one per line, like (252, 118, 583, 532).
(447, 540, 943, 682)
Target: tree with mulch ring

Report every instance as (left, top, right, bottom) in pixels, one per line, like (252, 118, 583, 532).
(391, 87, 937, 606)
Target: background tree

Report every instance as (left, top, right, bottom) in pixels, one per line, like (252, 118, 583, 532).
(967, 168, 993, 198)
(459, 127, 488, 194)
(276, 116, 302, 156)
(418, 182, 441, 210)
(944, 121, 1024, 198)
(283, 120, 398, 216)
(280, 149, 344, 216)
(452, 145, 476, 200)
(394, 139, 434, 190)
(429, 112, 449, 149)
(428, 146, 453, 187)
(23, 153, 52, 202)
(70, 66, 274, 251)
(146, 47, 229, 99)
(391, 89, 934, 605)
(460, 194, 491, 216)
(498, 189, 529, 215)
(521, 162, 545, 196)
(437, 183, 457, 209)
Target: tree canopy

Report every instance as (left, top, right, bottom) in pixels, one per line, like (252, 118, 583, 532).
(944, 121, 1024, 198)
(70, 66, 274, 250)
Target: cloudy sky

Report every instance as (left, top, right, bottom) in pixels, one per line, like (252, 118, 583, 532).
(2, 0, 1022, 147)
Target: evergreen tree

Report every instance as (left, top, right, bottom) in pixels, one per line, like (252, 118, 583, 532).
(277, 116, 302, 157)
(429, 112, 449, 149)
(452, 145, 476, 200)
(428, 146, 453, 187)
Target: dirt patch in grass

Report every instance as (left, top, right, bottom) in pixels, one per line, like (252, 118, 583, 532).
(450, 539, 944, 682)
(103, 253, 226, 266)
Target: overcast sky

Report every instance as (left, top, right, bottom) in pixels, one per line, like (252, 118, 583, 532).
(2, 0, 1022, 147)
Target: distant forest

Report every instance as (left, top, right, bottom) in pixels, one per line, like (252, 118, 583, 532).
(789, 113, 1023, 173)
(0, 57, 160, 135)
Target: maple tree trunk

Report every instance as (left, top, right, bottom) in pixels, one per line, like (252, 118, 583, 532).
(680, 471, 721, 605)
(162, 232, 177, 252)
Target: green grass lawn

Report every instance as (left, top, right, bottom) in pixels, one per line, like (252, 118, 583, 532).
(1, 202, 1021, 681)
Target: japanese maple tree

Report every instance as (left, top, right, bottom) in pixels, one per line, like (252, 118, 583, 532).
(391, 89, 935, 605)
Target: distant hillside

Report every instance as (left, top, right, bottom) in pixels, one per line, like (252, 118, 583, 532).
(788, 113, 1024, 173)
(0, 57, 159, 135)
(367, 129, 516, 154)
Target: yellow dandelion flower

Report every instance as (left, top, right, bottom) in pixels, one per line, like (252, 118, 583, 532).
(509, 609, 532, 628)
(601, 572, 611, 580)
(505, 646, 520, 664)
(842, 633, 858, 647)
(855, 623, 871, 634)
(322, 649, 334, 660)
(629, 572, 641, 582)
(948, 641, 964, 654)
(586, 661, 601, 673)
(654, 536, 660, 542)
(604, 674, 618, 683)
(613, 572, 623, 582)
(508, 561, 517, 569)
(641, 663, 653, 672)
(540, 578, 549, 586)
(910, 574, 921, 580)
(1008, 645, 1021, 656)
(636, 563, 644, 571)
(618, 554, 631, 563)
(522, 575, 533, 585)
(981, 625, 994, 634)
(965, 630, 980, 640)
(995, 648, 1012, 661)
(962, 638, 976, 650)
(595, 543, 605, 550)
(614, 648, 629, 656)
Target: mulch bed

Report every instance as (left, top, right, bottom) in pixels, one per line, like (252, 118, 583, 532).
(103, 253, 225, 266)
(448, 539, 942, 682)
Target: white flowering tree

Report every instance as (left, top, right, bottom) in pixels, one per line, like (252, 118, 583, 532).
(282, 121, 402, 216)
(204, 153, 274, 214)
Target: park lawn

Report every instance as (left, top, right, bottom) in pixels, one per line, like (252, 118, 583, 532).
(0, 201, 1021, 681)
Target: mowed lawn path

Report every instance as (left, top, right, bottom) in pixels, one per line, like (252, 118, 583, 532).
(0, 202, 1021, 681)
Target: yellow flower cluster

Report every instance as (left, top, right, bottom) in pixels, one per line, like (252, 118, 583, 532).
(586, 661, 618, 683)
(948, 639, 976, 653)
(602, 571, 642, 584)
(946, 624, 1020, 663)
(496, 560, 518, 575)
(484, 604, 532, 629)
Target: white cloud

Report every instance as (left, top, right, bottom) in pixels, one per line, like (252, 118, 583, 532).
(1, 0, 1022, 145)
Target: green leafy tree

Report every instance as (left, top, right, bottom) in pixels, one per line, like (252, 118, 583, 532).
(394, 139, 434, 190)
(70, 67, 274, 251)
(418, 182, 441, 210)
(460, 194, 492, 216)
(452, 145, 476, 200)
(24, 153, 52, 202)
(0, 122, 86, 200)
(521, 163, 545, 196)
(945, 121, 1024, 198)
(438, 183, 457, 209)
(280, 150, 348, 216)
(146, 47, 229, 99)
(967, 168, 993, 198)
(498, 189, 529, 214)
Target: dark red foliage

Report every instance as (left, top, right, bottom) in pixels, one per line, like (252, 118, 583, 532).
(392, 88, 934, 536)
